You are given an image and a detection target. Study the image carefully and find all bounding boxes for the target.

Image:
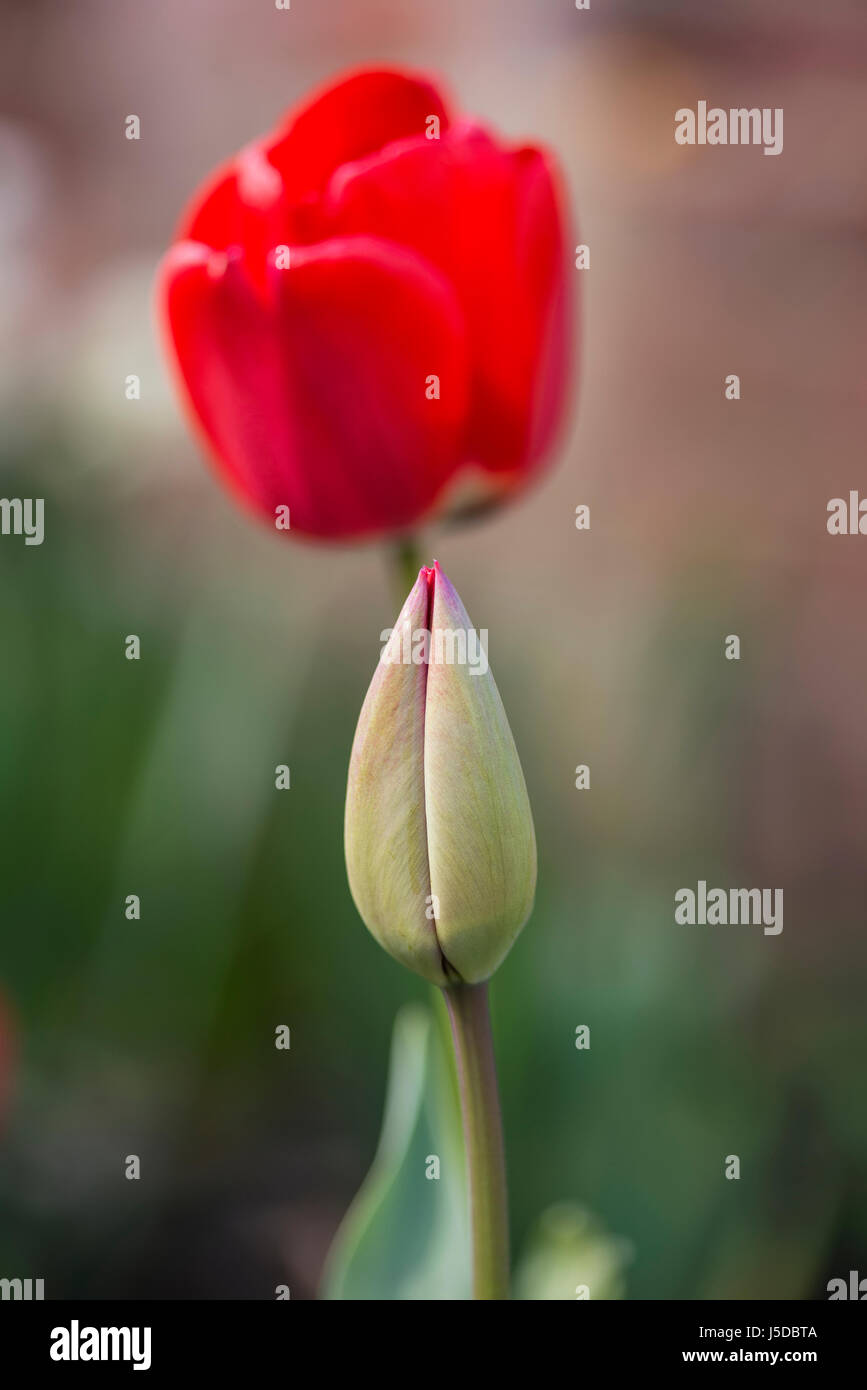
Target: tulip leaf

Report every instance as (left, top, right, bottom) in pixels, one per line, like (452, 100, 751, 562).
(321, 997, 471, 1300)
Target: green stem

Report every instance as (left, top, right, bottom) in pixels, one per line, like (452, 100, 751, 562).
(443, 982, 510, 1299)
(390, 535, 424, 608)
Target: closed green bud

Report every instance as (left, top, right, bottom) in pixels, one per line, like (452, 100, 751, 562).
(345, 561, 536, 985)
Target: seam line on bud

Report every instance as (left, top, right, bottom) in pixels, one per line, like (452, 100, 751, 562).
(420, 565, 462, 985)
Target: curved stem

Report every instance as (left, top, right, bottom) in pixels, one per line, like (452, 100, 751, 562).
(443, 982, 510, 1299)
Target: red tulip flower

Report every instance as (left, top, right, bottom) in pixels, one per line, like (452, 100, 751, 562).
(159, 67, 573, 541)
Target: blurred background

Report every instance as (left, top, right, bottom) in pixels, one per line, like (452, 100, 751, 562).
(1, 0, 866, 1299)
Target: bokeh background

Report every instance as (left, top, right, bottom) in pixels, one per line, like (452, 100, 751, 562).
(1, 0, 866, 1299)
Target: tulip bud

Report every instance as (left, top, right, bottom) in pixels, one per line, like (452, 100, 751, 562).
(345, 562, 536, 984)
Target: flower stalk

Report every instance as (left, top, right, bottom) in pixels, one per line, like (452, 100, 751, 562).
(444, 982, 510, 1299)
(390, 536, 424, 610)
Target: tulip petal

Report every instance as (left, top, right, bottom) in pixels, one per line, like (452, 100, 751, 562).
(424, 563, 536, 983)
(325, 124, 571, 479)
(345, 570, 449, 984)
(159, 236, 470, 539)
(266, 67, 451, 205)
(178, 70, 449, 261)
(178, 143, 292, 285)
